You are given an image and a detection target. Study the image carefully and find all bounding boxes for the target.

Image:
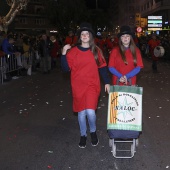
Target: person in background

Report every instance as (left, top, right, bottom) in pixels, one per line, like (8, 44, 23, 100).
(148, 33, 160, 73)
(15, 33, 24, 55)
(95, 32, 105, 52)
(0, 31, 6, 58)
(22, 36, 31, 70)
(106, 34, 119, 53)
(2, 34, 21, 80)
(64, 30, 77, 47)
(2, 34, 17, 55)
(38, 34, 53, 74)
(133, 34, 139, 47)
(0, 31, 6, 47)
(50, 35, 60, 70)
(108, 25, 143, 86)
(61, 22, 110, 148)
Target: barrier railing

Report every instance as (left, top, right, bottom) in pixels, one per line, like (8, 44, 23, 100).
(0, 52, 32, 84)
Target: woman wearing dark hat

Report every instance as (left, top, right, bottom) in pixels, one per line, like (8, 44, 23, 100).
(108, 25, 143, 85)
(61, 22, 110, 148)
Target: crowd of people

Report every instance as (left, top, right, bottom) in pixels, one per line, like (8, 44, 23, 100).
(0, 31, 64, 81)
(0, 28, 120, 82)
(1, 26, 170, 83)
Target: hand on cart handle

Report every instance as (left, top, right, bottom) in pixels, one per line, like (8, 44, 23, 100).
(105, 84, 110, 93)
(124, 76, 127, 85)
(119, 75, 127, 85)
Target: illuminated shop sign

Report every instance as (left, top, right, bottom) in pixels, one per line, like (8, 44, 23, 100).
(148, 28, 162, 30)
(148, 16, 162, 20)
(147, 16, 162, 31)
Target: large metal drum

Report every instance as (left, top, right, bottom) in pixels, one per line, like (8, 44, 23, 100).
(154, 46, 165, 57)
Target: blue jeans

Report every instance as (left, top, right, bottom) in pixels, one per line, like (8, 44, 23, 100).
(78, 109, 96, 136)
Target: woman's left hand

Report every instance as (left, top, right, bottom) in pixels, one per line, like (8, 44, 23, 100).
(105, 84, 110, 94)
(123, 75, 127, 85)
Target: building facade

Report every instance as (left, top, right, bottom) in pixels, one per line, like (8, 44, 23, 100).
(110, 0, 170, 35)
(0, 0, 53, 34)
(140, 0, 170, 34)
(109, 0, 140, 33)
(13, 0, 51, 34)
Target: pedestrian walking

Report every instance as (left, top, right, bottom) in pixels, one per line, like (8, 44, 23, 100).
(64, 30, 78, 47)
(148, 33, 160, 73)
(38, 34, 53, 74)
(108, 25, 144, 85)
(106, 35, 119, 53)
(50, 35, 60, 70)
(61, 22, 110, 148)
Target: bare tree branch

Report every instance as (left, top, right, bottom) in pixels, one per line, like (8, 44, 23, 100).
(5, 0, 17, 21)
(0, 0, 29, 31)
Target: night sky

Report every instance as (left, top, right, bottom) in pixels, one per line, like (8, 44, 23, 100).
(85, 0, 110, 9)
(0, 0, 9, 15)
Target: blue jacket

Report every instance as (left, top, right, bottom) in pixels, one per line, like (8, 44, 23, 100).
(2, 38, 15, 55)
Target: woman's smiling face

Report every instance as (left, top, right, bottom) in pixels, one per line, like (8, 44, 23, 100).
(80, 31, 90, 43)
(121, 34, 131, 47)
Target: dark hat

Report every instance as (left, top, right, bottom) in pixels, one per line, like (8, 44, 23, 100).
(77, 22, 95, 37)
(118, 25, 133, 38)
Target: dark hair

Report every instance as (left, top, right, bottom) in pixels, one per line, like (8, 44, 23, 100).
(77, 31, 105, 66)
(118, 35, 137, 66)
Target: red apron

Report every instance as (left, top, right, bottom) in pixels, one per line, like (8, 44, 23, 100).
(66, 47, 106, 112)
(108, 47, 143, 85)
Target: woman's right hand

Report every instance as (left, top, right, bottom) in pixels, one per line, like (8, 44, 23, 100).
(62, 44, 71, 55)
(119, 76, 125, 83)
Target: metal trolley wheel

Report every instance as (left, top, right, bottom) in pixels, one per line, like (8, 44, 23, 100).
(131, 141, 136, 153)
(112, 144, 116, 156)
(109, 138, 112, 147)
(135, 139, 139, 147)
(109, 138, 139, 158)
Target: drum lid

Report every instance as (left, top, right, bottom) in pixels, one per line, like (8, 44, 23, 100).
(154, 46, 165, 57)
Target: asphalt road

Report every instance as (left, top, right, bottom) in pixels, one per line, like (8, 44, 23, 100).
(0, 57, 170, 170)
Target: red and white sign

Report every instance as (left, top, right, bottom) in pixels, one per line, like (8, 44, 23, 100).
(136, 27, 142, 33)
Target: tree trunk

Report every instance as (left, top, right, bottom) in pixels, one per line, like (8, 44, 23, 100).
(0, 0, 28, 32)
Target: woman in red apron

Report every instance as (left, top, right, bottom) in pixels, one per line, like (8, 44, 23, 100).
(61, 22, 110, 148)
(108, 25, 143, 86)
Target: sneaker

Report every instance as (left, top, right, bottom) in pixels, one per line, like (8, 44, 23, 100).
(90, 131, 99, 146)
(78, 136, 87, 148)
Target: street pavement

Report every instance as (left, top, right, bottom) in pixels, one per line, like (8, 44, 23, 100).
(0, 57, 170, 170)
